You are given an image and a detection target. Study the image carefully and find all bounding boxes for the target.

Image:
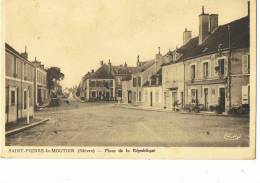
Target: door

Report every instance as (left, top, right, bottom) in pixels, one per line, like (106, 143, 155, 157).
(105, 92, 110, 101)
(219, 88, 225, 112)
(128, 91, 132, 103)
(172, 91, 177, 109)
(180, 92, 184, 108)
(150, 92, 153, 106)
(8, 87, 17, 122)
(204, 88, 208, 110)
(38, 88, 42, 105)
(16, 88, 19, 120)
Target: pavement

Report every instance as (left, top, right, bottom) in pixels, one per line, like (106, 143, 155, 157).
(6, 118, 49, 136)
(6, 99, 249, 147)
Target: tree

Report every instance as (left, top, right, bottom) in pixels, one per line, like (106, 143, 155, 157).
(46, 67, 64, 94)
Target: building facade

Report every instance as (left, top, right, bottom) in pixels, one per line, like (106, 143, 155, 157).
(32, 59, 48, 107)
(5, 44, 35, 123)
(142, 69, 163, 108)
(131, 50, 165, 106)
(80, 60, 136, 102)
(162, 8, 249, 113)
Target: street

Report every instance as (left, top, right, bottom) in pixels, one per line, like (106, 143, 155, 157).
(6, 99, 249, 147)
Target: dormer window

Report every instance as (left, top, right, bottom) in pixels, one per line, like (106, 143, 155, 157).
(202, 47, 208, 52)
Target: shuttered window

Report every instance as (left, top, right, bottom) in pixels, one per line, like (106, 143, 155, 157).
(241, 85, 249, 104)
(242, 55, 249, 74)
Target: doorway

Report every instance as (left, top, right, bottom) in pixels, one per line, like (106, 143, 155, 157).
(219, 88, 225, 112)
(8, 87, 17, 122)
(128, 91, 132, 103)
(172, 91, 177, 110)
(150, 92, 153, 106)
(204, 88, 209, 110)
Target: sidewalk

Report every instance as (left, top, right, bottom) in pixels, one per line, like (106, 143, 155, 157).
(6, 118, 49, 136)
(115, 103, 249, 118)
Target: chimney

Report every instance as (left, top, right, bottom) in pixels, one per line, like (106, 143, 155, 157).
(199, 6, 210, 45)
(124, 62, 127, 67)
(183, 28, 192, 45)
(136, 55, 141, 67)
(91, 69, 94, 73)
(21, 46, 28, 59)
(209, 14, 218, 32)
(108, 59, 112, 73)
(248, 1, 250, 17)
(155, 47, 162, 71)
(100, 60, 104, 66)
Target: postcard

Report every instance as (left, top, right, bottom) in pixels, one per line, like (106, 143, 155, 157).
(0, 0, 256, 159)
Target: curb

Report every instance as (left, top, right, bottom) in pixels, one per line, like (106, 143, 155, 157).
(6, 118, 49, 136)
(116, 104, 249, 118)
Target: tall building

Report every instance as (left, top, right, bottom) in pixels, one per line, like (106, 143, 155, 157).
(31, 58, 48, 107)
(5, 43, 35, 123)
(162, 6, 250, 113)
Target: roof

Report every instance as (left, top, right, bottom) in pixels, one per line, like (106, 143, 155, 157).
(135, 59, 155, 73)
(143, 68, 162, 87)
(5, 43, 35, 67)
(164, 16, 249, 66)
(86, 63, 138, 79)
(112, 65, 138, 75)
(88, 64, 114, 79)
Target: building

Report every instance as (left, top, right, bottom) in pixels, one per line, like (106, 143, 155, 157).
(5, 43, 35, 123)
(81, 60, 136, 101)
(142, 68, 164, 108)
(162, 50, 185, 110)
(130, 48, 167, 106)
(162, 7, 250, 113)
(31, 58, 48, 107)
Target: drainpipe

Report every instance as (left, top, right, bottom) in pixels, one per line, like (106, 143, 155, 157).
(26, 89, 30, 124)
(228, 25, 232, 112)
(183, 61, 186, 108)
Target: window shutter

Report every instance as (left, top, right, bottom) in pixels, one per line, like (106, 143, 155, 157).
(214, 60, 218, 76)
(241, 85, 249, 104)
(242, 55, 249, 74)
(224, 59, 228, 76)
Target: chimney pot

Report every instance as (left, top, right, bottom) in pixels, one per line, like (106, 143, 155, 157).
(209, 14, 218, 33)
(199, 6, 210, 44)
(91, 69, 94, 73)
(100, 60, 104, 66)
(183, 29, 192, 45)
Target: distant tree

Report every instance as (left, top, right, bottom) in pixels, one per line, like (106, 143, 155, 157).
(46, 67, 64, 93)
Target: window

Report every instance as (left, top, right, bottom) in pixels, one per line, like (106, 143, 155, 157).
(24, 90, 27, 109)
(14, 58, 18, 76)
(117, 89, 122, 97)
(242, 55, 249, 74)
(191, 89, 197, 103)
(138, 77, 141, 87)
(191, 65, 196, 79)
(11, 91, 15, 106)
(139, 91, 141, 102)
(203, 62, 209, 78)
(218, 59, 225, 75)
(241, 85, 249, 104)
(133, 78, 137, 87)
(90, 81, 96, 87)
(91, 91, 96, 98)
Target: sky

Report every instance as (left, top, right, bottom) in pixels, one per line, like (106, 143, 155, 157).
(5, 0, 249, 88)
